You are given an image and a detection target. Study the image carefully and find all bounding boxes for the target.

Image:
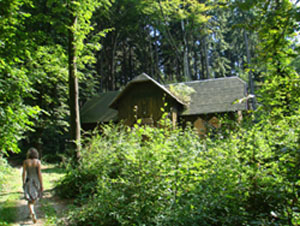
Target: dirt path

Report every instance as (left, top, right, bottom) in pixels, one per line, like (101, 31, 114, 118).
(15, 171, 44, 226)
(1, 164, 70, 226)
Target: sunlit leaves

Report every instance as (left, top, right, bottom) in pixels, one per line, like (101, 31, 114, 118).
(140, 0, 210, 25)
(58, 113, 299, 225)
(66, 0, 112, 57)
(0, 0, 41, 154)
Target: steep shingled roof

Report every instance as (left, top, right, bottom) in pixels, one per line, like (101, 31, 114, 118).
(167, 77, 248, 115)
(109, 73, 186, 109)
(80, 91, 120, 124)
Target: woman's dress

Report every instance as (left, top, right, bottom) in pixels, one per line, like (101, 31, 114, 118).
(23, 165, 41, 202)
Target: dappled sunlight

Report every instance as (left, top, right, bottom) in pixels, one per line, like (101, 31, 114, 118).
(0, 163, 69, 226)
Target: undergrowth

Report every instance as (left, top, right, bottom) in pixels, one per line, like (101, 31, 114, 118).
(56, 115, 300, 226)
(0, 160, 17, 226)
(0, 157, 11, 192)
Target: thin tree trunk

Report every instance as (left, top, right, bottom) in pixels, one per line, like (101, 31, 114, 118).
(99, 53, 104, 92)
(181, 20, 191, 81)
(200, 46, 204, 80)
(149, 30, 155, 77)
(193, 44, 199, 80)
(244, 29, 256, 110)
(158, 1, 183, 72)
(68, 14, 81, 157)
(110, 32, 118, 90)
(122, 43, 128, 84)
(129, 45, 133, 81)
(154, 29, 160, 79)
(203, 35, 210, 79)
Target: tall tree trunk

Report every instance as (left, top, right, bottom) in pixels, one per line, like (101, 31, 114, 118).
(154, 28, 160, 79)
(148, 29, 155, 78)
(122, 43, 128, 84)
(193, 44, 199, 80)
(129, 45, 133, 81)
(98, 53, 104, 92)
(200, 45, 205, 80)
(244, 29, 256, 110)
(68, 14, 81, 157)
(203, 35, 210, 79)
(110, 32, 118, 90)
(181, 20, 191, 81)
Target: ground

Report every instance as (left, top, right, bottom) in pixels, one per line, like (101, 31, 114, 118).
(0, 163, 70, 226)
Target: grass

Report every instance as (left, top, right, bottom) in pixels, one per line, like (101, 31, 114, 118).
(40, 164, 66, 226)
(42, 164, 66, 191)
(0, 162, 66, 226)
(40, 199, 58, 226)
(0, 167, 21, 226)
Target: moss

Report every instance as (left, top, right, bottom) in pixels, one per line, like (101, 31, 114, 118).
(169, 83, 196, 105)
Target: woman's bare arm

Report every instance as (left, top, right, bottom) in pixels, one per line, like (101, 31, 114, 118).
(22, 161, 26, 187)
(37, 160, 43, 192)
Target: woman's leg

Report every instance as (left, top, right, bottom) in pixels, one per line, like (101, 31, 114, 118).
(27, 201, 35, 214)
(28, 201, 37, 223)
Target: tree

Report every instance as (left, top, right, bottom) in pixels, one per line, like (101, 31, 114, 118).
(89, 0, 260, 90)
(66, 0, 112, 156)
(234, 0, 300, 223)
(0, 0, 40, 155)
(67, 1, 81, 155)
(17, 0, 70, 157)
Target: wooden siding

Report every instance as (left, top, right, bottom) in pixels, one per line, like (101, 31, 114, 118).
(115, 82, 181, 126)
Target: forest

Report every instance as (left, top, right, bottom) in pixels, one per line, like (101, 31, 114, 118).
(0, 0, 300, 225)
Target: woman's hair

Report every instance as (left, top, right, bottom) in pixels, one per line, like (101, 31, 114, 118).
(26, 147, 39, 159)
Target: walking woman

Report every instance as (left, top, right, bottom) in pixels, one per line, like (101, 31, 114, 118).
(22, 147, 43, 224)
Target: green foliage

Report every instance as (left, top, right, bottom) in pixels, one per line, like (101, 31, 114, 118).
(20, 45, 69, 156)
(291, 54, 300, 73)
(0, 101, 40, 155)
(250, 0, 300, 117)
(66, 0, 112, 63)
(233, 1, 300, 224)
(0, 0, 112, 157)
(0, 157, 11, 192)
(0, 160, 17, 225)
(141, 0, 210, 24)
(0, 0, 41, 154)
(40, 199, 59, 225)
(57, 113, 299, 225)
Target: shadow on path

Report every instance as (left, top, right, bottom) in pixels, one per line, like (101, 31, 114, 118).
(0, 191, 22, 197)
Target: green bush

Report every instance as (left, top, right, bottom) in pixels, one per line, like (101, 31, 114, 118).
(0, 156, 11, 192)
(57, 115, 299, 226)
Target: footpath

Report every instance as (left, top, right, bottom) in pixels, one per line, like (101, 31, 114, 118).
(0, 163, 69, 226)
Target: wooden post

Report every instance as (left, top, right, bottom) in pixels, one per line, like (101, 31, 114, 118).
(194, 117, 206, 135)
(171, 107, 178, 129)
(237, 111, 243, 123)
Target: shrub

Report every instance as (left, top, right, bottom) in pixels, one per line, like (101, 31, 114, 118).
(0, 156, 11, 192)
(57, 115, 300, 225)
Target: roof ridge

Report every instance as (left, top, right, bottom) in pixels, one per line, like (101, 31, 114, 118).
(166, 76, 246, 86)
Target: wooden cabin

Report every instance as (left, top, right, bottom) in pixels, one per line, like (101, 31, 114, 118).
(81, 73, 248, 134)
